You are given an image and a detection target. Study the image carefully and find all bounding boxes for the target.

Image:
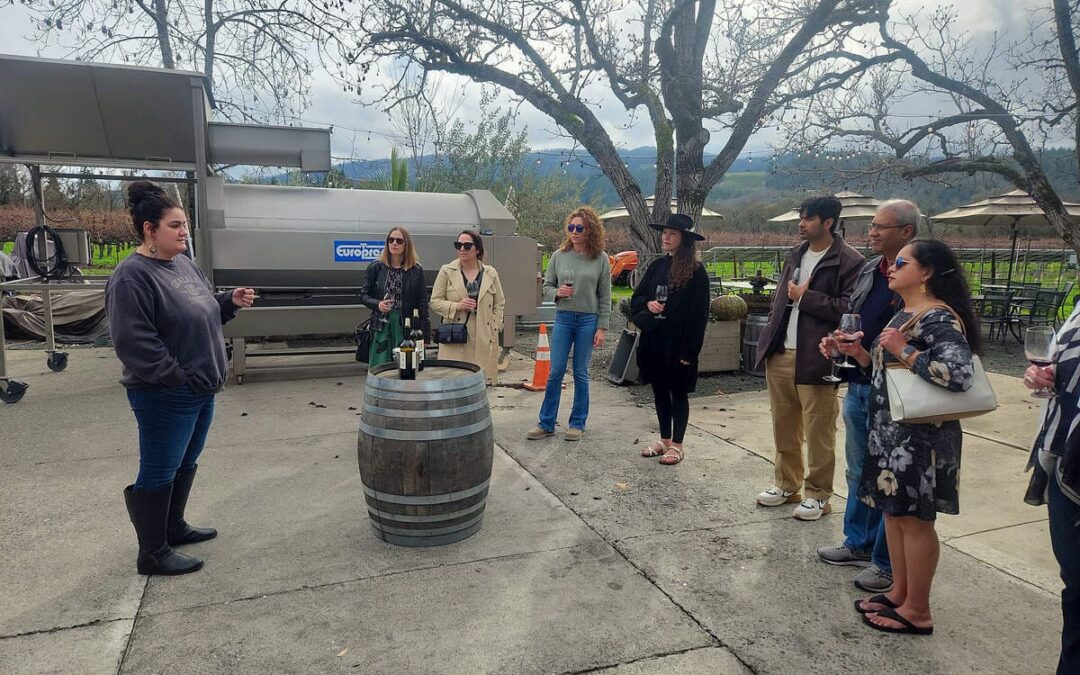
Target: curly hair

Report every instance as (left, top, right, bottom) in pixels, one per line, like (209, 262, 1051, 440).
(668, 232, 701, 289)
(560, 206, 605, 259)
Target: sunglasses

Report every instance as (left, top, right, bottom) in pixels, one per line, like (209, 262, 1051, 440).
(894, 255, 911, 269)
(869, 223, 905, 231)
(567, 224, 585, 233)
(453, 241, 475, 251)
(387, 237, 406, 245)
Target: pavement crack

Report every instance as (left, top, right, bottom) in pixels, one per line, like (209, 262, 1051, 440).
(489, 447, 767, 671)
(943, 543, 1058, 599)
(134, 545, 580, 619)
(557, 644, 751, 675)
(115, 575, 149, 674)
(941, 516, 1050, 542)
(961, 429, 1030, 452)
(0, 616, 130, 641)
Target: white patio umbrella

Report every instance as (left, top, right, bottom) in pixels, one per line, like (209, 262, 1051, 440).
(931, 190, 1080, 287)
(598, 196, 724, 226)
(767, 190, 886, 238)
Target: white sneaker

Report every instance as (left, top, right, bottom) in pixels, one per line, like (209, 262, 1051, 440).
(793, 498, 832, 521)
(756, 487, 801, 507)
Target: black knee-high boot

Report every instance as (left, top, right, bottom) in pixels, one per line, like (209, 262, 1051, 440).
(124, 485, 203, 575)
(167, 465, 218, 546)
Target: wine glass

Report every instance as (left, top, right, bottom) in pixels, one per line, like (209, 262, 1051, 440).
(655, 284, 668, 320)
(786, 266, 801, 308)
(1025, 326, 1057, 398)
(822, 332, 843, 383)
(836, 313, 862, 368)
(466, 279, 480, 313)
(563, 268, 575, 299)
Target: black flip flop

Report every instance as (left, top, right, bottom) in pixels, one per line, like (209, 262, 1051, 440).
(862, 607, 934, 635)
(854, 594, 899, 614)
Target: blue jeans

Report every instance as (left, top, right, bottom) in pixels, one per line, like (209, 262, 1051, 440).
(127, 385, 216, 490)
(538, 310, 597, 432)
(842, 383, 890, 572)
(1049, 469, 1080, 675)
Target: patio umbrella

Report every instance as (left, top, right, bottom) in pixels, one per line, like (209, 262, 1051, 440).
(598, 196, 724, 227)
(931, 190, 1080, 288)
(767, 190, 887, 238)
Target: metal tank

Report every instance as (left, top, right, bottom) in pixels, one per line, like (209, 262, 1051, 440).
(201, 177, 540, 381)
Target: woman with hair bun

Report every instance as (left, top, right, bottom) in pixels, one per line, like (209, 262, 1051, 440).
(105, 180, 254, 576)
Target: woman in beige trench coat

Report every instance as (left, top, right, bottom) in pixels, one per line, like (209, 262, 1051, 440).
(429, 230, 506, 384)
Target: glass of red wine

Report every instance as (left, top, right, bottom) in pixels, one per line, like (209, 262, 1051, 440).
(1025, 326, 1057, 398)
(655, 284, 668, 320)
(562, 268, 575, 301)
(822, 332, 843, 382)
(836, 313, 861, 369)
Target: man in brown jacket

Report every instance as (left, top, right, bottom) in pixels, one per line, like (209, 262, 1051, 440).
(754, 195, 864, 520)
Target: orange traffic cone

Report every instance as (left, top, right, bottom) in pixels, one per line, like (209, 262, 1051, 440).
(523, 324, 552, 391)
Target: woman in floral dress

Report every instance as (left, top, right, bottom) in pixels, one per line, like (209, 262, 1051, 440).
(833, 239, 980, 635)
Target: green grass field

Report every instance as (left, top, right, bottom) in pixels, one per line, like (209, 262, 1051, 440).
(2, 241, 135, 272)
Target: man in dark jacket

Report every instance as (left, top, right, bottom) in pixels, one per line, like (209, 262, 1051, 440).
(754, 196, 864, 521)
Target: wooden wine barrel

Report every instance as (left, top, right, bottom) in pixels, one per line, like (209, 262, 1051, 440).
(357, 360, 494, 547)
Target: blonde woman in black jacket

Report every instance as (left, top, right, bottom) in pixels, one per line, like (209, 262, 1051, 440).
(359, 227, 430, 366)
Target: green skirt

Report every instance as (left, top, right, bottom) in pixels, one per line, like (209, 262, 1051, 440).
(368, 310, 403, 367)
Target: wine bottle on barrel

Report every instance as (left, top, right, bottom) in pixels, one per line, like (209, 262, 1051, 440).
(411, 309, 425, 371)
(399, 318, 417, 380)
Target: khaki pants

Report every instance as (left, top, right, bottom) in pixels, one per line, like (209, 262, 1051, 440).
(765, 351, 838, 500)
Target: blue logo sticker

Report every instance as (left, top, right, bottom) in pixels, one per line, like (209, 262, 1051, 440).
(334, 240, 384, 262)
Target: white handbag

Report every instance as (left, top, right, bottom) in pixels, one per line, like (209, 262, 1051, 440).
(884, 306, 998, 424)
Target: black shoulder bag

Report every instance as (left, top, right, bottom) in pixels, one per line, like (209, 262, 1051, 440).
(435, 268, 483, 344)
(353, 316, 374, 362)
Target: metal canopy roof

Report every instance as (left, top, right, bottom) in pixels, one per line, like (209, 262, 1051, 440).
(0, 54, 212, 170)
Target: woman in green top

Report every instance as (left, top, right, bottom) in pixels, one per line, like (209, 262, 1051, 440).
(527, 206, 611, 442)
(359, 227, 430, 366)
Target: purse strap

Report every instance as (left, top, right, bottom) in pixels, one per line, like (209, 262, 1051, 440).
(897, 304, 965, 338)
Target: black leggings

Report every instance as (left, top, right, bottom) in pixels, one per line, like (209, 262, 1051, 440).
(652, 381, 690, 444)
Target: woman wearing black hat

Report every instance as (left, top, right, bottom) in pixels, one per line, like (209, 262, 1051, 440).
(629, 214, 711, 465)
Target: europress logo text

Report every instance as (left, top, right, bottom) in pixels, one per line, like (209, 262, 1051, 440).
(334, 240, 384, 262)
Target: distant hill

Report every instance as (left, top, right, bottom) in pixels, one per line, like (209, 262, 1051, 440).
(273, 145, 1078, 220)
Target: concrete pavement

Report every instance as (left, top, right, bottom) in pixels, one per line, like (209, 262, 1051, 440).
(0, 347, 1061, 674)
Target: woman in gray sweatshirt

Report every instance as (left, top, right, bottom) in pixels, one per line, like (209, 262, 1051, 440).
(526, 206, 611, 442)
(105, 181, 253, 576)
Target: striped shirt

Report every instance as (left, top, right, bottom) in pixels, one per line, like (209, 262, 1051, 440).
(1028, 304, 1080, 506)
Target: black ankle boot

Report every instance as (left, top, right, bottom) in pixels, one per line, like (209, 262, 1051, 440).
(167, 465, 218, 546)
(124, 484, 203, 575)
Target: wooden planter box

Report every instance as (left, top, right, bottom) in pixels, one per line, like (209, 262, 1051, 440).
(699, 320, 741, 373)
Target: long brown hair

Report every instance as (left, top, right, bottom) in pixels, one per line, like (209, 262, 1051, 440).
(560, 206, 605, 259)
(379, 226, 419, 270)
(668, 230, 701, 289)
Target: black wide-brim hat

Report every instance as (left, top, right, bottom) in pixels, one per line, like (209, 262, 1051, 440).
(648, 213, 706, 241)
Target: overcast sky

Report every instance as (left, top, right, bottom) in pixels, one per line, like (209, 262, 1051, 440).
(0, 0, 1056, 162)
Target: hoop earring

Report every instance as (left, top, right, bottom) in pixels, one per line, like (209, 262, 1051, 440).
(148, 242, 158, 256)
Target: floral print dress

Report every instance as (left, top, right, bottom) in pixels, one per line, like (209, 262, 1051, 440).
(858, 307, 975, 521)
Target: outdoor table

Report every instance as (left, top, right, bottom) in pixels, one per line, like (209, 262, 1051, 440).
(1006, 296, 1034, 342)
(724, 281, 778, 292)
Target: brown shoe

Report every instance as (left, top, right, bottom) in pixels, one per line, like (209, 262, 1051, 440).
(526, 426, 554, 440)
(565, 428, 583, 441)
